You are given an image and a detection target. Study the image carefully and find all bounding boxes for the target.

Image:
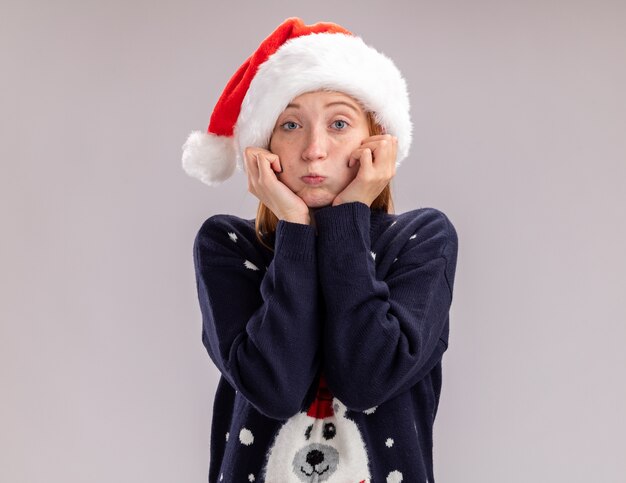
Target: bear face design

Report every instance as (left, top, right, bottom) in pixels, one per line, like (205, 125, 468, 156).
(292, 422, 339, 479)
(263, 375, 370, 483)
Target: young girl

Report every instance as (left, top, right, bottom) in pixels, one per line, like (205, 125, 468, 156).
(182, 17, 458, 483)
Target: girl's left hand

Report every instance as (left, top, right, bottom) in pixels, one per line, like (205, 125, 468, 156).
(332, 134, 398, 207)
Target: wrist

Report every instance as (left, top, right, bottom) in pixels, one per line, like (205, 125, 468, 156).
(331, 195, 345, 207)
(281, 212, 311, 225)
(332, 195, 369, 207)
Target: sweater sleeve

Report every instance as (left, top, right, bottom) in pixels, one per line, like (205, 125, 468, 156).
(192, 215, 321, 419)
(314, 201, 458, 411)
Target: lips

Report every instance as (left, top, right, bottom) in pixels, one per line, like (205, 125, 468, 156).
(301, 174, 326, 185)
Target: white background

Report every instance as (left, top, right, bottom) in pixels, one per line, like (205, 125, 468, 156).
(1, 0, 625, 481)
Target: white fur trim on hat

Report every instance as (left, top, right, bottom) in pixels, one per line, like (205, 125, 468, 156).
(234, 32, 412, 170)
(182, 131, 237, 186)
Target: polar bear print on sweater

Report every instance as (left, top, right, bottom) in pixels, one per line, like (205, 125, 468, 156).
(263, 374, 370, 483)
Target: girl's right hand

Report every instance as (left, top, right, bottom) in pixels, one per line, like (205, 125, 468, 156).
(243, 146, 310, 224)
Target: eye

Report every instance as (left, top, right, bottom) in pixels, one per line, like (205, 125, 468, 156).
(332, 120, 348, 130)
(322, 422, 336, 440)
(280, 121, 299, 131)
(304, 424, 313, 440)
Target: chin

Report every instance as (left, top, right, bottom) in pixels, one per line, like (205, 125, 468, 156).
(303, 193, 335, 208)
(296, 183, 344, 208)
(306, 200, 333, 209)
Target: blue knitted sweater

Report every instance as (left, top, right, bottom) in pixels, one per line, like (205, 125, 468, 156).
(192, 201, 458, 483)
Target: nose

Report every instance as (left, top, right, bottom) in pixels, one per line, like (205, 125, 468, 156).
(301, 126, 328, 161)
(306, 449, 325, 466)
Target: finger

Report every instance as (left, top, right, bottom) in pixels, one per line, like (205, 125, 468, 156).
(245, 154, 259, 195)
(360, 134, 397, 144)
(363, 147, 373, 164)
(258, 152, 282, 174)
(255, 153, 263, 181)
(258, 153, 275, 183)
(352, 146, 376, 169)
(358, 148, 373, 172)
(360, 136, 397, 152)
(362, 138, 398, 168)
(348, 147, 367, 168)
(244, 150, 260, 179)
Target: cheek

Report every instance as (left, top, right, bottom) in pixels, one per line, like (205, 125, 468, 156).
(271, 139, 299, 160)
(334, 165, 358, 189)
(344, 131, 368, 154)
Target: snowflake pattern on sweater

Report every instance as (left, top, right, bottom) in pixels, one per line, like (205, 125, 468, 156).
(192, 201, 458, 482)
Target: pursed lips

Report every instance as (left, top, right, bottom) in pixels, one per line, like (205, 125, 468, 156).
(301, 174, 327, 185)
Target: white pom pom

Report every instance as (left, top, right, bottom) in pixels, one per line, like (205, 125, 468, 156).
(181, 131, 237, 186)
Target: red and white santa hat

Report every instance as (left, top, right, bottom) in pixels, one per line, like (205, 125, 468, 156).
(182, 17, 412, 186)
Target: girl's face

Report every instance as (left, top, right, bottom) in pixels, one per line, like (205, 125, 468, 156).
(269, 90, 370, 209)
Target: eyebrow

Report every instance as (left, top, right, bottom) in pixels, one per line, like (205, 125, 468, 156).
(285, 101, 361, 113)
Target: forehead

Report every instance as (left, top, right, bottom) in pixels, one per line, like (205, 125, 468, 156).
(285, 89, 365, 112)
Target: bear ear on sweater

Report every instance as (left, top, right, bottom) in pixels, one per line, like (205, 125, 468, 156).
(332, 398, 348, 418)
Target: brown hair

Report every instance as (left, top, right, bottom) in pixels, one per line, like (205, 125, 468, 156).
(254, 110, 395, 251)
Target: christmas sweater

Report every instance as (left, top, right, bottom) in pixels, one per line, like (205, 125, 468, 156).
(192, 201, 459, 483)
